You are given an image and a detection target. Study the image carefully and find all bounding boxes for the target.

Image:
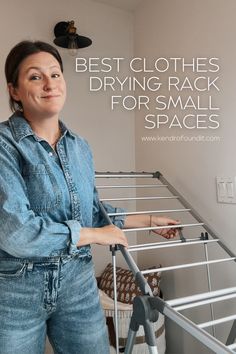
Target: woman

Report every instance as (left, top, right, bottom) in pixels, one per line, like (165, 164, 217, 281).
(0, 40, 180, 354)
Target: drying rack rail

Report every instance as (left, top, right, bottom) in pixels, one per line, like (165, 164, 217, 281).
(95, 171, 236, 354)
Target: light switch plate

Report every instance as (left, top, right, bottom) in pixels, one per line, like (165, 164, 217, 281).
(216, 177, 236, 203)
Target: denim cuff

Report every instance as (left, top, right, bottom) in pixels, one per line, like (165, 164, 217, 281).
(105, 205, 126, 229)
(113, 207, 126, 228)
(64, 220, 81, 254)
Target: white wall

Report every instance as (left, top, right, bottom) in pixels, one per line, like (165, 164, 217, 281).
(134, 1, 236, 353)
(0, 0, 136, 274)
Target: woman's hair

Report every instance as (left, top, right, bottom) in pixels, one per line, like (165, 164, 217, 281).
(5, 40, 64, 112)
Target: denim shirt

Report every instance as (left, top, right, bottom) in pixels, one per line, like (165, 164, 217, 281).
(0, 113, 125, 259)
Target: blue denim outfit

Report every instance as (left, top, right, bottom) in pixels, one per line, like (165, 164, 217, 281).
(0, 112, 125, 354)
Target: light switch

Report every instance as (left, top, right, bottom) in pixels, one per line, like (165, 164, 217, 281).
(226, 182, 234, 198)
(218, 182, 226, 197)
(216, 177, 236, 203)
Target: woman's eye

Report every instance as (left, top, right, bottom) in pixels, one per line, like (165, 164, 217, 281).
(29, 75, 41, 81)
(52, 73, 60, 78)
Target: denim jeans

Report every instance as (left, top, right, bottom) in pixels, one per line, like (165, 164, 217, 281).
(0, 255, 109, 354)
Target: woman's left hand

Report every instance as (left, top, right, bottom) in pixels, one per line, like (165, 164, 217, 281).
(124, 214, 181, 239)
(149, 216, 181, 239)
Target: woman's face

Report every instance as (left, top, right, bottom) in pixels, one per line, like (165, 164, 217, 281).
(9, 51, 66, 120)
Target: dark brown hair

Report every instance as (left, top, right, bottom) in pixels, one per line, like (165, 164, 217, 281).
(5, 40, 63, 112)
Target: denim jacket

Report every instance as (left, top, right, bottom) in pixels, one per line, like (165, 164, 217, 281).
(0, 113, 125, 259)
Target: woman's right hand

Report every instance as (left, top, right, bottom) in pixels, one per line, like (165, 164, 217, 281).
(77, 224, 128, 248)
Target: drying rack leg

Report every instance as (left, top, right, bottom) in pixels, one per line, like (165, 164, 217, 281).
(201, 232, 216, 337)
(124, 328, 137, 354)
(110, 245, 120, 354)
(99, 200, 158, 353)
(125, 296, 159, 354)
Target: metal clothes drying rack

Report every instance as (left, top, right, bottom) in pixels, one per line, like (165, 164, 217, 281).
(95, 171, 236, 354)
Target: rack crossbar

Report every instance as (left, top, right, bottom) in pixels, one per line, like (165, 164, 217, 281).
(168, 287, 236, 308)
(128, 238, 219, 252)
(96, 173, 154, 178)
(108, 208, 191, 216)
(199, 314, 236, 329)
(142, 257, 236, 274)
(97, 184, 167, 189)
(175, 292, 236, 312)
(100, 196, 178, 202)
(124, 222, 204, 233)
(128, 237, 203, 249)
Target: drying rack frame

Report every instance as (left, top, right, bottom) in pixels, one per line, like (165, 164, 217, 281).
(95, 171, 236, 354)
